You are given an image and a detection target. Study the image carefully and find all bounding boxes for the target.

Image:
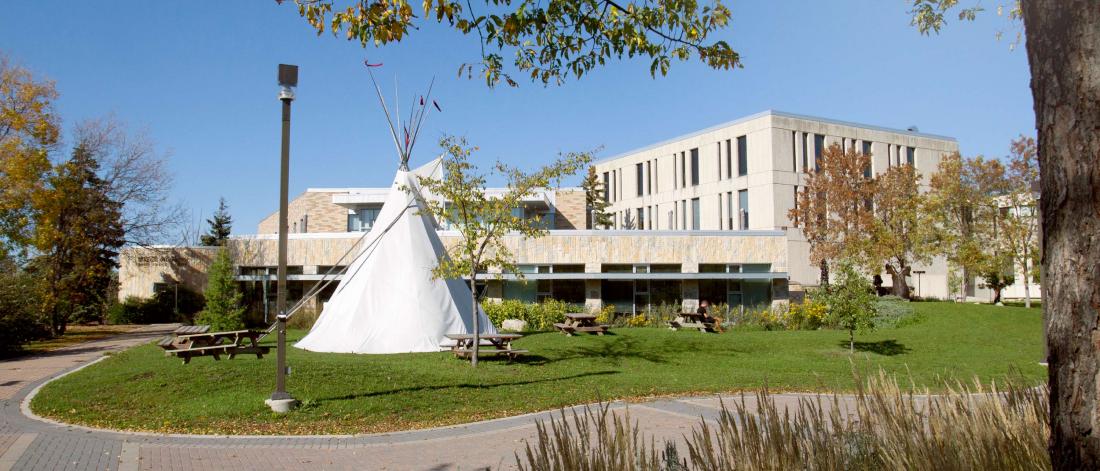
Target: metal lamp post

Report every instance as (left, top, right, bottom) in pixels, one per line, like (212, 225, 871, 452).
(267, 63, 298, 413)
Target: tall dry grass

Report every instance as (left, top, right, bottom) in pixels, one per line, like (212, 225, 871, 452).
(518, 373, 1048, 471)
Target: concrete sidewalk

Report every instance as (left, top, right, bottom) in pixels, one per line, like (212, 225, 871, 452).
(0, 326, 841, 471)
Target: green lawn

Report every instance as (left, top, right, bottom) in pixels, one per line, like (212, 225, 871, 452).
(31, 302, 1044, 435)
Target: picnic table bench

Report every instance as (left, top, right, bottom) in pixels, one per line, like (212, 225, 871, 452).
(161, 327, 271, 364)
(668, 312, 719, 333)
(157, 324, 211, 351)
(554, 313, 610, 336)
(444, 333, 527, 361)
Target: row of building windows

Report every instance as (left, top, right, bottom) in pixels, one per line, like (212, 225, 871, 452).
(235, 263, 772, 277)
(602, 134, 749, 204)
(502, 278, 774, 312)
(791, 131, 917, 175)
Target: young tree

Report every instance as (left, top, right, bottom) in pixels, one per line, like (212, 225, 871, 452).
(197, 247, 245, 331)
(820, 261, 877, 353)
(868, 164, 935, 299)
(33, 144, 125, 335)
(788, 144, 875, 287)
(925, 153, 1006, 299)
(416, 136, 590, 367)
(1000, 136, 1039, 308)
(284, 0, 739, 88)
(200, 197, 233, 246)
(0, 56, 59, 259)
(580, 166, 612, 229)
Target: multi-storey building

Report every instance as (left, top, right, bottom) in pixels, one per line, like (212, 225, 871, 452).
(119, 110, 964, 320)
(592, 110, 959, 296)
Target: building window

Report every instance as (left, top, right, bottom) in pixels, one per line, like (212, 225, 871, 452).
(863, 141, 873, 178)
(691, 198, 700, 230)
(602, 171, 610, 202)
(646, 160, 653, 195)
(906, 146, 916, 166)
(348, 206, 380, 232)
(737, 135, 748, 176)
(738, 189, 749, 229)
(792, 184, 800, 225)
(717, 194, 723, 229)
(681, 200, 687, 230)
(725, 139, 732, 179)
(727, 192, 734, 230)
(814, 134, 825, 171)
(651, 160, 657, 193)
(636, 163, 644, 197)
(680, 151, 686, 188)
(791, 131, 798, 171)
(802, 133, 809, 171)
(690, 148, 700, 186)
(637, 207, 645, 230)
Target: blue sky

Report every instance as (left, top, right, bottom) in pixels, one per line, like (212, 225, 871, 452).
(0, 1, 1033, 238)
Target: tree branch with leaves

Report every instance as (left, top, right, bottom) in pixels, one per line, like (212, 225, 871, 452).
(284, 0, 739, 87)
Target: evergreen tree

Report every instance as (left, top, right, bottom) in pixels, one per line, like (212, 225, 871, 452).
(196, 247, 245, 331)
(200, 197, 232, 246)
(581, 166, 612, 229)
(33, 144, 125, 334)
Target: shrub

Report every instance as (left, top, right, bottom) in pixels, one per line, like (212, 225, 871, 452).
(482, 299, 584, 331)
(0, 269, 48, 356)
(786, 299, 829, 330)
(107, 289, 204, 325)
(874, 296, 923, 328)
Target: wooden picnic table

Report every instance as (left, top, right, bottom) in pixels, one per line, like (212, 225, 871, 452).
(554, 313, 610, 336)
(162, 328, 271, 364)
(668, 311, 719, 333)
(444, 333, 527, 361)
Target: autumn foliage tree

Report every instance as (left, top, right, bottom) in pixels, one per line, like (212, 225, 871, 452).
(999, 135, 1039, 308)
(788, 143, 874, 287)
(0, 56, 58, 259)
(925, 152, 1007, 299)
(284, 0, 739, 87)
(868, 164, 935, 299)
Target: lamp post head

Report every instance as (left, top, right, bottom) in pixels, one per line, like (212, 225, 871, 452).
(278, 64, 298, 101)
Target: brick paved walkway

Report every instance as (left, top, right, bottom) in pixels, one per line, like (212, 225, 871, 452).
(0, 326, 850, 470)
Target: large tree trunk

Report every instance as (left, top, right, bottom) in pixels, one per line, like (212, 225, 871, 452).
(819, 259, 830, 289)
(1022, 2, 1100, 468)
(886, 264, 912, 299)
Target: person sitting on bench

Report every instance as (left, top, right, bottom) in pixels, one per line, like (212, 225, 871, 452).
(697, 300, 715, 323)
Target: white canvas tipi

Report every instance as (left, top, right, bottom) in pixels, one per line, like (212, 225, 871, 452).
(295, 162, 497, 353)
(295, 73, 496, 354)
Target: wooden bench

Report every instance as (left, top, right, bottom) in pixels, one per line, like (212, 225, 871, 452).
(450, 348, 529, 361)
(157, 325, 212, 351)
(668, 313, 719, 333)
(554, 313, 610, 336)
(164, 344, 271, 364)
(445, 334, 526, 362)
(163, 328, 270, 364)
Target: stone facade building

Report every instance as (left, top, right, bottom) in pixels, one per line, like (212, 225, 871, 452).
(120, 110, 965, 317)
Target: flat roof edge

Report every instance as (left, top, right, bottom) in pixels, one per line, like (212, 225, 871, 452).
(593, 109, 957, 166)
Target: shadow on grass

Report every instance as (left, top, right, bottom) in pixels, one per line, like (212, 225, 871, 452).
(315, 370, 618, 405)
(842, 339, 910, 356)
